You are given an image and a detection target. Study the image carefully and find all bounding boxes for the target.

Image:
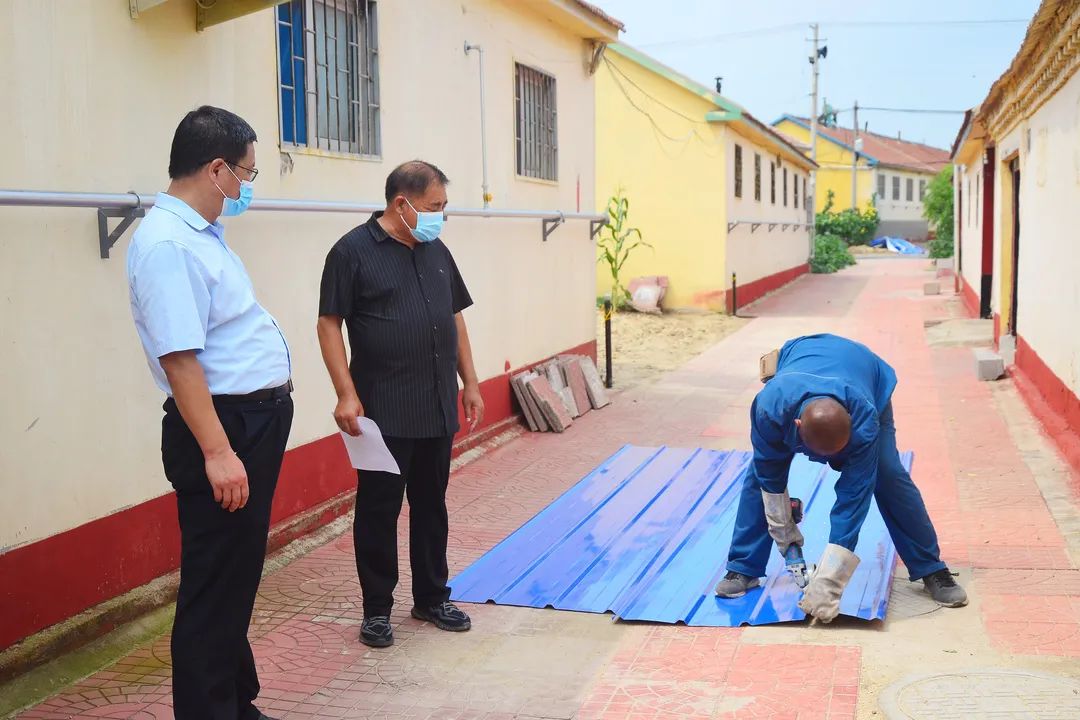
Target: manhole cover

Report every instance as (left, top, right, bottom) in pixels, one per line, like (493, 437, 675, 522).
(880, 669, 1080, 719)
(887, 579, 941, 620)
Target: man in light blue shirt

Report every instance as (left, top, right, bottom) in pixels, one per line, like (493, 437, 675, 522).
(126, 106, 291, 720)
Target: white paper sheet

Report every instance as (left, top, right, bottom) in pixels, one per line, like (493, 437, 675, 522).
(340, 417, 401, 474)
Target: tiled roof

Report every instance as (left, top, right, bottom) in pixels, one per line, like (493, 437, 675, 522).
(783, 117, 950, 174)
(572, 0, 625, 31)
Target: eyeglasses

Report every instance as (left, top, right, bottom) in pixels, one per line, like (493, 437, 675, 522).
(229, 162, 259, 181)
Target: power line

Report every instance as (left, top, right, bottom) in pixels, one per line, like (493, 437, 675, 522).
(641, 23, 803, 49)
(829, 18, 1029, 28)
(640, 17, 1028, 49)
(600, 57, 722, 153)
(604, 57, 713, 126)
(831, 106, 966, 115)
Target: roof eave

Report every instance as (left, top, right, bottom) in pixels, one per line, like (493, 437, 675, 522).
(608, 43, 741, 115)
(528, 0, 622, 41)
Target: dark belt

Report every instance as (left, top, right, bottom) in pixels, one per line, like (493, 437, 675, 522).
(212, 379, 294, 405)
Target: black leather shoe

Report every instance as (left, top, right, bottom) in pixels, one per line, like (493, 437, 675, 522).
(360, 615, 394, 647)
(411, 601, 472, 631)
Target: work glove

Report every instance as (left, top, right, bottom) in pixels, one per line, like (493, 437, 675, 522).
(798, 543, 860, 623)
(762, 489, 804, 553)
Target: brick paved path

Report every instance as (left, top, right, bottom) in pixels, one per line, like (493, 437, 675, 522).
(17, 259, 1080, 719)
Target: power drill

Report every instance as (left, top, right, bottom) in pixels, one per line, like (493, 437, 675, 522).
(784, 497, 811, 588)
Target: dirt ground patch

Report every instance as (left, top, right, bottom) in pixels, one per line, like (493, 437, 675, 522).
(850, 244, 894, 255)
(596, 309, 748, 391)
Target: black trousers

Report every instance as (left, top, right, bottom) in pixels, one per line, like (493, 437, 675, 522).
(161, 395, 293, 720)
(354, 435, 454, 616)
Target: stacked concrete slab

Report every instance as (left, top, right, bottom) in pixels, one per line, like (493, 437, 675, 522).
(511, 355, 610, 433)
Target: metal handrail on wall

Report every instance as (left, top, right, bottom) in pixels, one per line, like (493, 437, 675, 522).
(0, 189, 608, 258)
(726, 219, 814, 234)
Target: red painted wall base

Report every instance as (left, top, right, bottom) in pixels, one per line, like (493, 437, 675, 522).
(1012, 335, 1080, 493)
(959, 277, 980, 319)
(729, 263, 809, 313)
(0, 339, 596, 651)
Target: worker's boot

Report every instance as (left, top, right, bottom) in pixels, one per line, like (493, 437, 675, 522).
(715, 570, 760, 598)
(921, 568, 968, 607)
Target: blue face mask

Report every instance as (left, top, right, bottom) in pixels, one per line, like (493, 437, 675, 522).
(216, 165, 254, 217)
(402, 197, 444, 243)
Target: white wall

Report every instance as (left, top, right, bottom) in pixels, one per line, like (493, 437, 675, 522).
(874, 167, 933, 223)
(0, 0, 600, 549)
(1001, 70, 1080, 395)
(956, 159, 985, 293)
(724, 128, 811, 283)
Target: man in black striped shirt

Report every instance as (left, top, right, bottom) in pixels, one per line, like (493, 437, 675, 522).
(317, 160, 484, 648)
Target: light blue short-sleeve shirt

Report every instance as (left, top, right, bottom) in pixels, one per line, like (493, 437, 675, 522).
(126, 193, 291, 396)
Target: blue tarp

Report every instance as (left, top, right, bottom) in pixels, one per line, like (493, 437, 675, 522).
(451, 446, 904, 626)
(870, 236, 926, 255)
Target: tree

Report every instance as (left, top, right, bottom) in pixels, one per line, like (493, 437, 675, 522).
(596, 189, 651, 308)
(924, 165, 954, 258)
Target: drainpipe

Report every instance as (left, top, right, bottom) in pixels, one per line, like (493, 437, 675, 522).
(464, 42, 491, 208)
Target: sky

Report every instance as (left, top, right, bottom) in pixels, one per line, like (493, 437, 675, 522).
(593, 0, 1040, 150)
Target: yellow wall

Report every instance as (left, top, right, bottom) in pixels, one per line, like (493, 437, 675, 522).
(817, 168, 875, 212)
(595, 50, 728, 310)
(0, 0, 602, 548)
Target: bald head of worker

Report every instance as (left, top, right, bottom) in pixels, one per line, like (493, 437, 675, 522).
(794, 397, 851, 457)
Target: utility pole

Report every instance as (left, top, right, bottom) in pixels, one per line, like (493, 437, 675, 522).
(808, 23, 821, 256)
(851, 100, 859, 209)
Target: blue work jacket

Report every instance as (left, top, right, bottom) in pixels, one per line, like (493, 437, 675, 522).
(750, 334, 898, 548)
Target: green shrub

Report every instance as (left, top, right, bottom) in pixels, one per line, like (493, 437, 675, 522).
(815, 190, 880, 245)
(923, 166, 954, 258)
(811, 233, 856, 274)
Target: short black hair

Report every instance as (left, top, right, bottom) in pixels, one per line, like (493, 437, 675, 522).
(385, 160, 450, 203)
(168, 105, 257, 179)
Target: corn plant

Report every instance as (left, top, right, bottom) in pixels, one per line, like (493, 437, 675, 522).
(597, 189, 650, 308)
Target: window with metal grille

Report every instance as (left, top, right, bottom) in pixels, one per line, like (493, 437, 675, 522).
(877, 173, 886, 200)
(920, 179, 928, 201)
(515, 63, 558, 181)
(783, 167, 788, 206)
(734, 144, 743, 198)
(891, 175, 900, 201)
(276, 0, 380, 156)
(794, 174, 799, 209)
(906, 178, 914, 202)
(770, 162, 776, 204)
(754, 154, 762, 201)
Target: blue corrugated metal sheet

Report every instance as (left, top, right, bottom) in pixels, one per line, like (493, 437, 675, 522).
(451, 446, 906, 625)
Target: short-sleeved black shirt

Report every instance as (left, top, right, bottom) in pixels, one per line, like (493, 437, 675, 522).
(318, 213, 473, 439)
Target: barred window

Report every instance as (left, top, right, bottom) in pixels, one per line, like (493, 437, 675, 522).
(920, 179, 928, 201)
(734, 144, 743, 198)
(783, 167, 788, 206)
(276, 0, 381, 156)
(877, 173, 886, 200)
(754, 154, 762, 201)
(515, 63, 558, 181)
(906, 177, 914, 202)
(794, 175, 799, 209)
(892, 175, 900, 201)
(770, 162, 776, 205)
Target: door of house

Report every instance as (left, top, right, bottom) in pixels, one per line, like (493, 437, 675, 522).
(1008, 157, 1021, 335)
(980, 147, 995, 319)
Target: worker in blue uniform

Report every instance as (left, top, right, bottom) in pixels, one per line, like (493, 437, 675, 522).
(715, 334, 967, 622)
